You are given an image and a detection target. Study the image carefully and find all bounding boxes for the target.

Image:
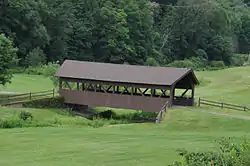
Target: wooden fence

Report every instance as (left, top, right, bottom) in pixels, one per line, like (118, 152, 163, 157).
(198, 98, 249, 112)
(155, 100, 169, 123)
(0, 89, 56, 105)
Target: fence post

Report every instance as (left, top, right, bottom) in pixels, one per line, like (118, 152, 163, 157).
(244, 106, 246, 112)
(53, 89, 55, 97)
(198, 97, 201, 107)
(221, 102, 224, 109)
(29, 92, 32, 100)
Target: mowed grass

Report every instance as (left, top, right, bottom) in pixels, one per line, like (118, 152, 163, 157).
(0, 74, 53, 93)
(0, 107, 250, 166)
(196, 65, 250, 106)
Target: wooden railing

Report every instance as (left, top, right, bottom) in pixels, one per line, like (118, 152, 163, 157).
(155, 100, 169, 123)
(0, 89, 56, 105)
(198, 98, 249, 112)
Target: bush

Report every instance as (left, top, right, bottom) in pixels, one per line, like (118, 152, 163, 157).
(23, 96, 66, 109)
(24, 66, 44, 75)
(195, 49, 208, 60)
(24, 47, 46, 67)
(167, 59, 195, 69)
(0, 118, 23, 129)
(42, 61, 60, 87)
(9, 67, 25, 74)
(209, 61, 226, 70)
(93, 110, 117, 120)
(19, 111, 33, 121)
(144, 57, 160, 66)
(92, 110, 157, 122)
(169, 137, 250, 166)
(230, 54, 248, 67)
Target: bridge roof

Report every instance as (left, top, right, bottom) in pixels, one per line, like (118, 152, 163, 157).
(55, 60, 199, 87)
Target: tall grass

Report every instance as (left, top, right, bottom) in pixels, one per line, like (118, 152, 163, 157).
(0, 109, 148, 129)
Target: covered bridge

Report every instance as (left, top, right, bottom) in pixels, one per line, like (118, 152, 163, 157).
(55, 60, 199, 112)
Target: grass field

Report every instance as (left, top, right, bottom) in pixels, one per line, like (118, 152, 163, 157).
(196, 66, 250, 106)
(0, 66, 250, 165)
(0, 74, 53, 93)
(0, 107, 249, 166)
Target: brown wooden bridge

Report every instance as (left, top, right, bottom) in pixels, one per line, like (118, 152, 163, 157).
(56, 60, 199, 113)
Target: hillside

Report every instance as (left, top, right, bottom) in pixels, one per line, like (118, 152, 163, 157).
(195, 65, 250, 106)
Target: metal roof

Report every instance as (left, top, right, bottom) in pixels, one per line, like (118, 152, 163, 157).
(55, 60, 198, 86)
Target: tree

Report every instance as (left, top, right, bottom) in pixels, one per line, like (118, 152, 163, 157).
(157, 0, 246, 65)
(42, 61, 60, 88)
(0, 0, 50, 65)
(24, 47, 46, 67)
(0, 34, 18, 85)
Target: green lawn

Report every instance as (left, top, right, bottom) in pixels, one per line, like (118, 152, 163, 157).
(0, 74, 54, 93)
(0, 107, 249, 166)
(196, 66, 250, 106)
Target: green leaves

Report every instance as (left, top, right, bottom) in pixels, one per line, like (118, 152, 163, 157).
(0, 34, 18, 85)
(0, 0, 249, 69)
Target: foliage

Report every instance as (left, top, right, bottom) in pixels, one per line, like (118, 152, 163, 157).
(24, 66, 44, 75)
(0, 118, 23, 129)
(158, 0, 245, 65)
(1, 0, 248, 69)
(230, 54, 249, 67)
(169, 137, 250, 166)
(42, 61, 60, 87)
(167, 59, 196, 69)
(209, 61, 226, 70)
(0, 109, 132, 129)
(19, 111, 33, 121)
(23, 96, 66, 109)
(92, 109, 157, 122)
(144, 57, 160, 66)
(0, 34, 18, 85)
(24, 47, 47, 67)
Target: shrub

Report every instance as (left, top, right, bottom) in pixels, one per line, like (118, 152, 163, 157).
(144, 57, 160, 66)
(209, 61, 226, 70)
(195, 49, 208, 60)
(42, 61, 60, 87)
(24, 66, 44, 75)
(24, 47, 46, 67)
(93, 110, 117, 120)
(230, 54, 248, 67)
(9, 67, 25, 74)
(92, 110, 157, 122)
(0, 118, 23, 129)
(167, 59, 195, 69)
(19, 111, 33, 121)
(169, 137, 250, 166)
(23, 96, 66, 109)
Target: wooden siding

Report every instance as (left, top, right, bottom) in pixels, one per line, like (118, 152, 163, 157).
(59, 89, 168, 112)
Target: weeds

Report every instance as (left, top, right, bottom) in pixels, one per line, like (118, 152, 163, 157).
(0, 109, 139, 129)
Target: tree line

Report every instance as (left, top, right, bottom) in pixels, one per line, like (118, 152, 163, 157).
(1, 0, 250, 84)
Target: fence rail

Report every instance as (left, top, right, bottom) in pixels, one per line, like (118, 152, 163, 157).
(155, 100, 169, 123)
(0, 89, 56, 105)
(198, 98, 249, 112)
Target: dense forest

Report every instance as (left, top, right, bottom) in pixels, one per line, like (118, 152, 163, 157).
(1, 0, 250, 84)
